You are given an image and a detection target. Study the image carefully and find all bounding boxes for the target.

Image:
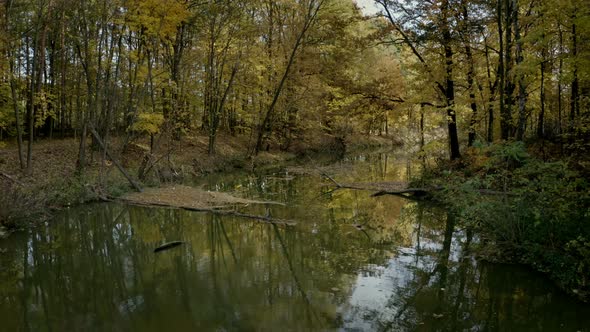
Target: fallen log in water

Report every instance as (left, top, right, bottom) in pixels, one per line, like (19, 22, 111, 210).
(154, 241, 184, 253)
(117, 198, 297, 227)
(321, 173, 515, 199)
(320, 172, 430, 199)
(371, 188, 432, 197)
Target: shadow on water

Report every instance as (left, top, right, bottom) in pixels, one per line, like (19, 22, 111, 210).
(1, 150, 590, 331)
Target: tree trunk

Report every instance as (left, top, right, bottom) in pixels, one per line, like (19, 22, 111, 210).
(538, 53, 547, 139)
(514, 0, 526, 141)
(9, 63, 25, 170)
(484, 36, 498, 142)
(557, 26, 564, 135)
(570, 18, 579, 126)
(501, 0, 514, 140)
(442, 0, 461, 160)
(461, 2, 478, 147)
(497, 0, 506, 141)
(77, 119, 88, 173)
(254, 0, 324, 155)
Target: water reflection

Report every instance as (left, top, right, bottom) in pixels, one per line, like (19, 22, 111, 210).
(1, 152, 589, 331)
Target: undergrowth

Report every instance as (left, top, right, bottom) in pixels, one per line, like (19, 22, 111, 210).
(420, 141, 590, 301)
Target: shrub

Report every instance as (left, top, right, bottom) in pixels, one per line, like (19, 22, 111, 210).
(0, 182, 46, 228)
(425, 144, 590, 299)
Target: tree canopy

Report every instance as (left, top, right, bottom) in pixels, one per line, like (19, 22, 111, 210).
(0, 0, 589, 166)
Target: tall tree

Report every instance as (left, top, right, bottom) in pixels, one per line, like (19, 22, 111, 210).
(254, 0, 326, 155)
(376, 0, 461, 159)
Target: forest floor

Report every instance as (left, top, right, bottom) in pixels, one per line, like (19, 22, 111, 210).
(0, 131, 395, 234)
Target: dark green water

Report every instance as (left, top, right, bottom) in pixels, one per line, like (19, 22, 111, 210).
(1, 153, 589, 331)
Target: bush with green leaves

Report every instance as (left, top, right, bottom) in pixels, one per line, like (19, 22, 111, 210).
(426, 142, 590, 299)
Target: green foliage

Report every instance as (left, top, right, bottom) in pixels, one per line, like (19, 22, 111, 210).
(425, 143, 590, 299)
(0, 83, 14, 132)
(566, 237, 590, 290)
(486, 141, 530, 170)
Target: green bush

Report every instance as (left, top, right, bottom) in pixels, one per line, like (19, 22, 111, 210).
(425, 143, 590, 299)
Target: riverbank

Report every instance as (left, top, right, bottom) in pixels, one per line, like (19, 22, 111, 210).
(417, 141, 590, 302)
(0, 131, 396, 235)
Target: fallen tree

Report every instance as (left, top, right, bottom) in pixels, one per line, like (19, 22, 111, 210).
(118, 198, 296, 226)
(321, 173, 515, 198)
(116, 185, 295, 226)
(321, 173, 431, 199)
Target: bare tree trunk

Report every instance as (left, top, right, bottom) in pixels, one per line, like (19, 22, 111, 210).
(77, 119, 87, 173)
(27, 26, 42, 174)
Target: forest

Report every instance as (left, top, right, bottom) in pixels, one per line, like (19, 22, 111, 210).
(1, 0, 590, 329)
(0, 0, 587, 163)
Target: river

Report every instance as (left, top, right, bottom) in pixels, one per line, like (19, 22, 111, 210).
(1, 151, 589, 331)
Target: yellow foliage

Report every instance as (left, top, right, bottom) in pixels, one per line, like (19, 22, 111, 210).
(130, 113, 164, 135)
(126, 0, 189, 41)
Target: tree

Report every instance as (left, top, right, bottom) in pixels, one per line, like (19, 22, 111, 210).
(254, 0, 326, 155)
(375, 0, 461, 160)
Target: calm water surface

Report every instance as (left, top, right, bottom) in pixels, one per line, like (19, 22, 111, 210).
(1, 152, 589, 331)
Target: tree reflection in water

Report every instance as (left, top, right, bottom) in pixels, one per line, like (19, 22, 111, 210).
(1, 154, 590, 331)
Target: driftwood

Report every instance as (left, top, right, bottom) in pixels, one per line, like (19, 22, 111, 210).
(321, 173, 515, 198)
(371, 188, 432, 197)
(372, 187, 518, 198)
(154, 241, 184, 253)
(117, 198, 296, 226)
(321, 173, 430, 199)
(90, 127, 143, 192)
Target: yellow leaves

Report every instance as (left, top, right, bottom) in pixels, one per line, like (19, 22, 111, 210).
(33, 90, 57, 128)
(126, 0, 189, 41)
(130, 112, 164, 135)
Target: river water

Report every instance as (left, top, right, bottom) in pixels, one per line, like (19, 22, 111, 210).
(1, 151, 589, 331)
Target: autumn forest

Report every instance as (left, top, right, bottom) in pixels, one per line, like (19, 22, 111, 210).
(1, 0, 590, 329)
